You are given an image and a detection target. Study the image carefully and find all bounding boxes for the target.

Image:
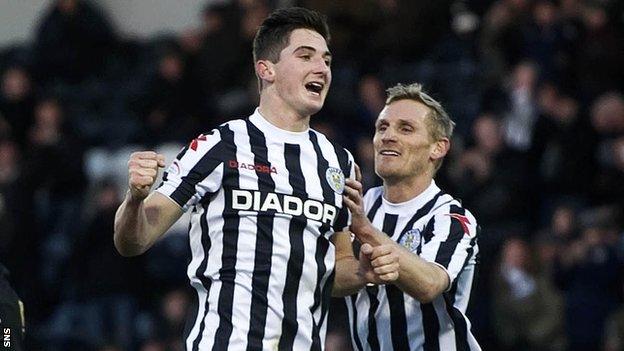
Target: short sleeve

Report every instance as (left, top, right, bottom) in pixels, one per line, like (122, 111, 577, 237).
(156, 129, 226, 211)
(419, 207, 479, 285)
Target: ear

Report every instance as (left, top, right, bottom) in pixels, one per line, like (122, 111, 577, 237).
(430, 138, 450, 161)
(255, 60, 275, 85)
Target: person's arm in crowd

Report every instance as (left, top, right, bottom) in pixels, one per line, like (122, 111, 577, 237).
(342, 178, 449, 303)
(114, 151, 183, 257)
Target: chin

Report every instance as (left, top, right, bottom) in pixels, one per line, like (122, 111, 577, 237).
(375, 166, 395, 180)
(302, 101, 324, 115)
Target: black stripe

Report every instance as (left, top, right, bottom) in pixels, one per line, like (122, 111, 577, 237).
(191, 203, 212, 350)
(246, 121, 276, 351)
(366, 285, 380, 351)
(381, 212, 408, 351)
(278, 144, 307, 351)
(308, 131, 335, 351)
(362, 214, 397, 351)
(382, 213, 398, 237)
(212, 125, 239, 351)
(421, 220, 436, 245)
(395, 191, 444, 244)
(435, 205, 466, 268)
(169, 132, 225, 207)
(331, 143, 350, 231)
(349, 295, 365, 351)
(386, 285, 409, 351)
(421, 302, 440, 351)
(367, 195, 383, 221)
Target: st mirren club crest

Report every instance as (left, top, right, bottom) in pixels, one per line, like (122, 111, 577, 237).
(400, 228, 421, 252)
(325, 167, 345, 194)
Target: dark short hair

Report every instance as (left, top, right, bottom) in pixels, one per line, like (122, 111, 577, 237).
(253, 7, 330, 63)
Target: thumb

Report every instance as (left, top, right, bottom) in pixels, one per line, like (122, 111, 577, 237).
(157, 154, 166, 167)
(360, 243, 373, 256)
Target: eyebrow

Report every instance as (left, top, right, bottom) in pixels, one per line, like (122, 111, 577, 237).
(293, 46, 332, 59)
(376, 118, 415, 126)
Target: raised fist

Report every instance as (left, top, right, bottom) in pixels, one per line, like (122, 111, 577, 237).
(127, 151, 165, 200)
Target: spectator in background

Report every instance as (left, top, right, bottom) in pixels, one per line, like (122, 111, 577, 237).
(447, 113, 529, 233)
(574, 1, 624, 103)
(0, 66, 35, 148)
(520, 0, 574, 83)
(44, 181, 142, 350)
(529, 84, 596, 215)
(478, 0, 532, 87)
(590, 92, 624, 208)
(592, 136, 624, 210)
(19, 97, 86, 306)
(0, 140, 20, 256)
(604, 279, 624, 351)
(132, 45, 201, 147)
(34, 0, 117, 84)
(192, 1, 249, 121)
(554, 212, 622, 351)
(502, 61, 539, 152)
(492, 237, 566, 351)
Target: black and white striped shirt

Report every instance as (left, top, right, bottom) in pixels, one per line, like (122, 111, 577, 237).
(346, 181, 481, 351)
(157, 109, 354, 350)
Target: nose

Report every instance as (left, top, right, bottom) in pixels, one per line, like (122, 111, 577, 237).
(381, 128, 397, 143)
(313, 58, 330, 77)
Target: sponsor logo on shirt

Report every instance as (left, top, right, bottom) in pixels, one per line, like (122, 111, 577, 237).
(231, 189, 337, 225)
(228, 160, 277, 174)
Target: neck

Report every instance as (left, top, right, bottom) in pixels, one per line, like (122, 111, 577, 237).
(258, 89, 310, 132)
(383, 175, 433, 203)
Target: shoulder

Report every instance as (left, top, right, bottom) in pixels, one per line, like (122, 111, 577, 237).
(429, 194, 478, 237)
(309, 128, 355, 172)
(362, 186, 383, 210)
(309, 129, 353, 158)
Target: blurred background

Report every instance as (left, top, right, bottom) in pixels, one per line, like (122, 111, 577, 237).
(0, 0, 623, 350)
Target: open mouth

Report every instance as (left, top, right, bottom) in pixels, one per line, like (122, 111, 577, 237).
(379, 150, 400, 156)
(305, 82, 324, 96)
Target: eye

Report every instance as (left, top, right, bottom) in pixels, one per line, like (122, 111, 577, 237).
(401, 126, 414, 133)
(376, 124, 387, 132)
(301, 55, 311, 61)
(324, 59, 331, 66)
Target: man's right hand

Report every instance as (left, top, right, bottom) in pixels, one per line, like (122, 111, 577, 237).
(358, 243, 400, 284)
(128, 151, 166, 200)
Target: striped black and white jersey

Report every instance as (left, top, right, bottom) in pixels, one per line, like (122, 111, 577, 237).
(346, 181, 481, 351)
(156, 109, 354, 351)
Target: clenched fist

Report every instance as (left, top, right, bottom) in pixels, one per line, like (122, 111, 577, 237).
(128, 151, 166, 200)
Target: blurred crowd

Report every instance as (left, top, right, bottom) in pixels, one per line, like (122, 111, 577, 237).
(0, 0, 623, 350)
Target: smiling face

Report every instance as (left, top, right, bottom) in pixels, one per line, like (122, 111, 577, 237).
(373, 99, 448, 183)
(258, 28, 332, 117)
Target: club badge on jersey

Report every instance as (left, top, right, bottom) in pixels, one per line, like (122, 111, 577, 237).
(325, 167, 345, 194)
(400, 228, 421, 252)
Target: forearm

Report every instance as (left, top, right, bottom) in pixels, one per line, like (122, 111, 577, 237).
(394, 250, 449, 303)
(114, 192, 151, 256)
(333, 257, 367, 297)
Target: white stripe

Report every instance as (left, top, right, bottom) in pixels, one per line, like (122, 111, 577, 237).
(185, 204, 207, 348)
(263, 142, 290, 350)
(197, 188, 227, 350)
(434, 296, 456, 350)
(375, 287, 392, 348)
(405, 293, 424, 349)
